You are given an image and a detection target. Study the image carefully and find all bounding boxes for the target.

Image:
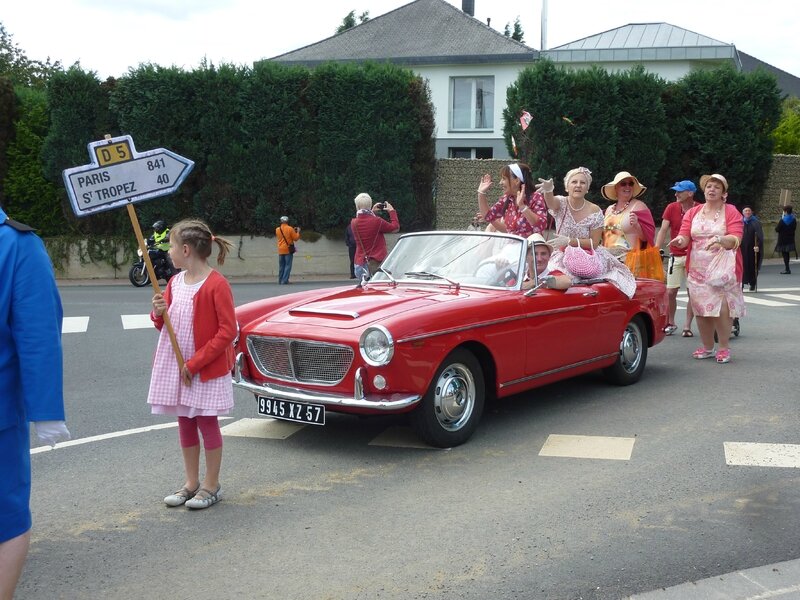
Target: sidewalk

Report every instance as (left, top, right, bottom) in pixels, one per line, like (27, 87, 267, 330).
(627, 557, 800, 599)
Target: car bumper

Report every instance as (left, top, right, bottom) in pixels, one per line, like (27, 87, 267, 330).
(232, 353, 422, 411)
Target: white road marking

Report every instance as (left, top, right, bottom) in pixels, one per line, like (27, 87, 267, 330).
(121, 314, 155, 329)
(724, 442, 800, 468)
(31, 418, 232, 454)
(61, 316, 89, 333)
(539, 434, 635, 460)
(220, 417, 304, 439)
(369, 426, 439, 449)
(763, 293, 800, 302)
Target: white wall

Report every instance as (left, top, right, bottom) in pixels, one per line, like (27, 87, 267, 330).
(413, 61, 531, 155)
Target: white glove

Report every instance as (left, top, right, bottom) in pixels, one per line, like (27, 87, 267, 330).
(536, 178, 555, 193)
(546, 235, 571, 250)
(34, 421, 71, 447)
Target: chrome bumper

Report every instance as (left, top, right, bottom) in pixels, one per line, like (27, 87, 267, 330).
(232, 353, 421, 411)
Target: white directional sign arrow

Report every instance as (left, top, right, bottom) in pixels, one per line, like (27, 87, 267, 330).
(62, 135, 194, 217)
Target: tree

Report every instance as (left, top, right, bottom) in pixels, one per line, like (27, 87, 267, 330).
(503, 17, 524, 43)
(0, 21, 62, 88)
(336, 10, 370, 33)
(771, 97, 800, 155)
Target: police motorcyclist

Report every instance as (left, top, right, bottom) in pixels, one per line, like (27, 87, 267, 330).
(151, 220, 175, 274)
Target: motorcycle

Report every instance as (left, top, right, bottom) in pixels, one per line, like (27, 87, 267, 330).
(129, 237, 179, 287)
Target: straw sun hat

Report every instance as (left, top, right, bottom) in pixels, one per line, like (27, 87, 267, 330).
(600, 171, 647, 201)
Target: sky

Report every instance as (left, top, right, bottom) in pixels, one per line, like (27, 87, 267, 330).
(3, 0, 800, 80)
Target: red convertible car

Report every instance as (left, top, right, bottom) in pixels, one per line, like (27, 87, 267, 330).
(233, 231, 668, 447)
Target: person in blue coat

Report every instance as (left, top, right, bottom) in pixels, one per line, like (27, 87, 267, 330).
(0, 206, 70, 598)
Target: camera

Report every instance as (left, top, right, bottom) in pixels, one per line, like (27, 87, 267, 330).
(376, 203, 385, 210)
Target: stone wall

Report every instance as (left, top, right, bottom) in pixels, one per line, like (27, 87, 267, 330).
(52, 155, 799, 279)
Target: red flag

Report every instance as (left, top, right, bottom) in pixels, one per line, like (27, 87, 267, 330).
(519, 111, 532, 131)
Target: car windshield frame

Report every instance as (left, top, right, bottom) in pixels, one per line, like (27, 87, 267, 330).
(369, 231, 531, 291)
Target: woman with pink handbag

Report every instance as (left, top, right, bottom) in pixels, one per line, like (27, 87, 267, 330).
(670, 174, 745, 364)
(535, 166, 637, 298)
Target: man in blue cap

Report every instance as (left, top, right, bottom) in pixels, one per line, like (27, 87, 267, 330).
(655, 180, 701, 337)
(0, 206, 70, 598)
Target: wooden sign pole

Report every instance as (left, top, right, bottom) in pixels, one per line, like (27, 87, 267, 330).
(127, 202, 185, 370)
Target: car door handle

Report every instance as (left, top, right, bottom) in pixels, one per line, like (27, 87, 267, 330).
(582, 290, 598, 297)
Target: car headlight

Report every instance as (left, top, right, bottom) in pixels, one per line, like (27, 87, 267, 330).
(359, 326, 394, 366)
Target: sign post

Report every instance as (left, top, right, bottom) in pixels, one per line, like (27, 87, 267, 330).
(63, 134, 195, 369)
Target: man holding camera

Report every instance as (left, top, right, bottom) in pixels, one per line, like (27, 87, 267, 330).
(276, 215, 300, 285)
(350, 193, 399, 280)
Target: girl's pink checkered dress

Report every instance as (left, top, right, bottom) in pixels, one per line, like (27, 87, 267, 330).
(147, 271, 233, 417)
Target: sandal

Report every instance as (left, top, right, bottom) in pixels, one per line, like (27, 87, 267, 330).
(185, 485, 221, 510)
(692, 347, 715, 360)
(164, 483, 200, 507)
(716, 349, 731, 364)
(664, 324, 678, 335)
(681, 329, 694, 337)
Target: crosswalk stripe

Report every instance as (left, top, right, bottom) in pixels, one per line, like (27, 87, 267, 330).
(763, 293, 800, 302)
(741, 296, 797, 307)
(724, 442, 800, 468)
(539, 434, 635, 460)
(220, 417, 304, 439)
(61, 316, 89, 333)
(121, 314, 154, 330)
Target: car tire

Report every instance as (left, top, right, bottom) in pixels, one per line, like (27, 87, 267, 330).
(129, 264, 149, 287)
(410, 348, 485, 448)
(603, 315, 648, 386)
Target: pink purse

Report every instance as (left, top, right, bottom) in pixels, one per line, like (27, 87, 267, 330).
(563, 239, 604, 279)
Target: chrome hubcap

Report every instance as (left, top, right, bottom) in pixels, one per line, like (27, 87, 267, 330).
(433, 363, 475, 431)
(620, 324, 643, 373)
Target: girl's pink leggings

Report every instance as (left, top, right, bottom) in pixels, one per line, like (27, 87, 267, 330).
(177, 416, 223, 450)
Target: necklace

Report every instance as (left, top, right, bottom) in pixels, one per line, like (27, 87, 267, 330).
(611, 200, 630, 215)
(568, 197, 586, 212)
(701, 206, 721, 222)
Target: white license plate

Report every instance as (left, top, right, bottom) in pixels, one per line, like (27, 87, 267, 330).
(257, 396, 325, 425)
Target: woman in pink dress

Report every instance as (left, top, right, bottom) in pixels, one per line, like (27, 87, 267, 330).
(148, 219, 237, 509)
(670, 174, 745, 364)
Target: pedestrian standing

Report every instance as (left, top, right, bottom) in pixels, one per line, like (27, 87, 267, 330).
(276, 215, 300, 284)
(351, 193, 399, 279)
(775, 205, 797, 274)
(1, 207, 70, 599)
(654, 180, 700, 336)
(148, 219, 236, 510)
(740, 206, 764, 291)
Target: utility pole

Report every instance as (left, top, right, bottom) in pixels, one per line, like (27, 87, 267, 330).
(541, 0, 548, 50)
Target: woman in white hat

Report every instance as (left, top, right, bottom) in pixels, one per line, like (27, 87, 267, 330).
(670, 174, 745, 364)
(600, 171, 662, 281)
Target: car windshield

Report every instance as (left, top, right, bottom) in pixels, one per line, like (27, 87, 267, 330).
(372, 231, 527, 289)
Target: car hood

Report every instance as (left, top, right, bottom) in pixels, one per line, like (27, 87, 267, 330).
(249, 284, 478, 331)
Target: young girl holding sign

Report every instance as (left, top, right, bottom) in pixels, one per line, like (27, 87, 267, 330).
(148, 219, 236, 510)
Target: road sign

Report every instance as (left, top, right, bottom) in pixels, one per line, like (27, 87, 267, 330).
(62, 135, 194, 217)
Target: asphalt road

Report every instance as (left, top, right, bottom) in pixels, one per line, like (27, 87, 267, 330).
(15, 263, 800, 600)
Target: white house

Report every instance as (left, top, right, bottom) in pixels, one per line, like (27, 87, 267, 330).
(266, 0, 799, 160)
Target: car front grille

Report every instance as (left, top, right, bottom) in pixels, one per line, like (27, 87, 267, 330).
(246, 336, 354, 385)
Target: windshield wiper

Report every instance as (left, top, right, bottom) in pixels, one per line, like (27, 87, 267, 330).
(403, 271, 460, 289)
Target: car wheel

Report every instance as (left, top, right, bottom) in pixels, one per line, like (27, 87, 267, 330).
(129, 264, 149, 287)
(603, 315, 648, 386)
(410, 348, 485, 448)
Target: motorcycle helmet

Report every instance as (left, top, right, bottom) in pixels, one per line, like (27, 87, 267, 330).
(153, 220, 166, 233)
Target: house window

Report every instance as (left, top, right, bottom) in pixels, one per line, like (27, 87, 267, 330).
(449, 147, 493, 159)
(450, 76, 494, 131)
